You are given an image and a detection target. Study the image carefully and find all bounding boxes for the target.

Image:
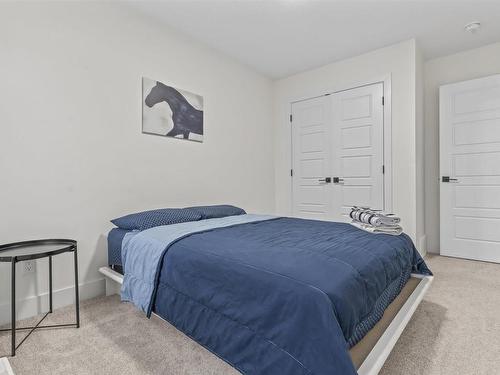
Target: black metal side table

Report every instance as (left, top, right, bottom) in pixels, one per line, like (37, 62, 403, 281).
(0, 239, 80, 356)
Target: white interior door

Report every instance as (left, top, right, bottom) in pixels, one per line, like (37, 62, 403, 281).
(291, 83, 385, 222)
(440, 74, 500, 263)
(291, 96, 333, 220)
(331, 83, 385, 222)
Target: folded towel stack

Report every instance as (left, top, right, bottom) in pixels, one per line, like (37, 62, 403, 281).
(349, 206, 403, 235)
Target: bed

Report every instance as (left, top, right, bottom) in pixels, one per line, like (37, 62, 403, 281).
(100, 210, 432, 375)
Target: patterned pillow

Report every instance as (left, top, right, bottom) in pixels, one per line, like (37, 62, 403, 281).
(185, 205, 246, 220)
(111, 208, 202, 230)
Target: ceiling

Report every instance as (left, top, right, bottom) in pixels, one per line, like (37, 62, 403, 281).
(129, 1, 500, 79)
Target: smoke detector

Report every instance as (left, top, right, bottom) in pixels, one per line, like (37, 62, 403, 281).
(464, 22, 481, 33)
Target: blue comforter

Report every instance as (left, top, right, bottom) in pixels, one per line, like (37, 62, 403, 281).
(122, 216, 431, 374)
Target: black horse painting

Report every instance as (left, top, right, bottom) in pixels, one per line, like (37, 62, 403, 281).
(143, 79, 203, 141)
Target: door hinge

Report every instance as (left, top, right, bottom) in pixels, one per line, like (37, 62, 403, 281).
(290, 169, 293, 177)
(382, 165, 385, 174)
(382, 96, 385, 106)
(289, 114, 293, 123)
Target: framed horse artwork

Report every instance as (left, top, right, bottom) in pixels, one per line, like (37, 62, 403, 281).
(142, 77, 204, 142)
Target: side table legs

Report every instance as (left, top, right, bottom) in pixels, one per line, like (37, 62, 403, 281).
(5, 249, 80, 357)
(49, 256, 53, 313)
(74, 247, 80, 328)
(11, 258, 16, 357)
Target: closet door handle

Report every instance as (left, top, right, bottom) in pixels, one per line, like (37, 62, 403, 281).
(442, 176, 459, 183)
(318, 177, 332, 183)
(333, 177, 344, 184)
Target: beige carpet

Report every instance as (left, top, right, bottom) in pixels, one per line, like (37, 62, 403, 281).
(1, 255, 499, 374)
(379, 255, 500, 375)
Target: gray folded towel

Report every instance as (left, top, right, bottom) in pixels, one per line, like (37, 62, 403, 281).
(350, 221, 403, 236)
(349, 207, 400, 227)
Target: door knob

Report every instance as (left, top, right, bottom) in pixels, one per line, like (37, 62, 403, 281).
(318, 177, 332, 183)
(442, 176, 459, 183)
(333, 177, 344, 184)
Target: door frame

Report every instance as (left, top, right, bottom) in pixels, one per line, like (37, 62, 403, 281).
(289, 75, 393, 214)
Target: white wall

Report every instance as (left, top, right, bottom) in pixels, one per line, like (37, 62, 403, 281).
(273, 40, 420, 242)
(424, 42, 500, 253)
(0, 2, 274, 323)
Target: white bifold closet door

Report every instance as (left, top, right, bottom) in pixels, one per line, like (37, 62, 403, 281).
(440, 74, 500, 263)
(291, 96, 333, 220)
(292, 83, 385, 222)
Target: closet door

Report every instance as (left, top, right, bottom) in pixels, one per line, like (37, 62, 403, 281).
(440, 75, 500, 263)
(330, 83, 385, 222)
(291, 96, 333, 220)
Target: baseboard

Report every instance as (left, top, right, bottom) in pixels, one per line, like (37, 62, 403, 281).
(0, 357, 14, 375)
(0, 278, 105, 326)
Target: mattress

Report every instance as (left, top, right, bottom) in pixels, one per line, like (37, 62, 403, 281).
(107, 228, 130, 270)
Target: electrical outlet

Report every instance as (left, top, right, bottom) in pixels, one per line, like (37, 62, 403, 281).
(23, 260, 35, 274)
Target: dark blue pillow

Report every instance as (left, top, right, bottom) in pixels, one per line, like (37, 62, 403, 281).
(111, 208, 202, 230)
(185, 205, 246, 220)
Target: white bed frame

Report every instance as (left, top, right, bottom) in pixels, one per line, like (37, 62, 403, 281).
(0, 357, 14, 375)
(99, 266, 432, 375)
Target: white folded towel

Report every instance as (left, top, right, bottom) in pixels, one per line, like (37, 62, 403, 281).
(350, 221, 403, 236)
(349, 207, 400, 227)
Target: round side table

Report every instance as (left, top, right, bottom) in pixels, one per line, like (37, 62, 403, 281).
(0, 239, 80, 357)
